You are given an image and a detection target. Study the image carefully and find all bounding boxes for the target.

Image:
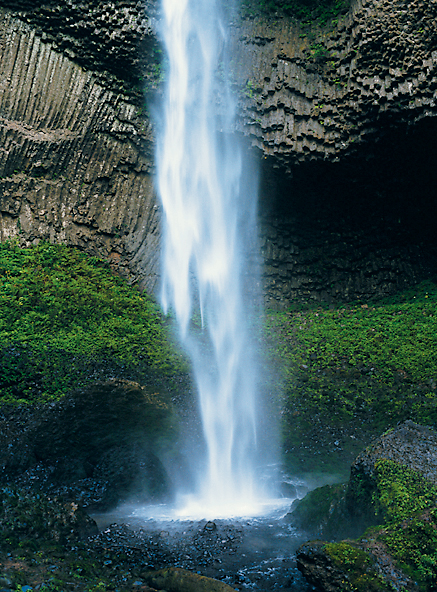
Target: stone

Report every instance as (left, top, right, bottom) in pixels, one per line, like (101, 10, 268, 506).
(296, 422, 437, 591)
(142, 567, 237, 592)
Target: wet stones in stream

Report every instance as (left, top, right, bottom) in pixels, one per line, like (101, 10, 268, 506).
(90, 515, 314, 591)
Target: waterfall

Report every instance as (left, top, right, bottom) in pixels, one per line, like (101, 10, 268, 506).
(156, 0, 266, 518)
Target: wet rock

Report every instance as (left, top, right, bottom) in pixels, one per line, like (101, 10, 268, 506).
(347, 420, 437, 521)
(287, 482, 349, 539)
(297, 541, 354, 592)
(202, 521, 217, 533)
(143, 567, 237, 592)
(0, 379, 173, 510)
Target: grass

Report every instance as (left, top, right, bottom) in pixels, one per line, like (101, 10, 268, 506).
(0, 241, 187, 404)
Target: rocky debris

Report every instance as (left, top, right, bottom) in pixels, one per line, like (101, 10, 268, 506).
(0, 486, 98, 545)
(0, 379, 173, 510)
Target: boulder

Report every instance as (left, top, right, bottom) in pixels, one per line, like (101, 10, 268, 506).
(143, 567, 237, 592)
(296, 422, 437, 591)
(347, 420, 437, 522)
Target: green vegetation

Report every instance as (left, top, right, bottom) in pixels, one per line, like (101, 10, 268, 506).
(241, 0, 350, 27)
(0, 241, 187, 404)
(263, 279, 437, 473)
(324, 542, 392, 591)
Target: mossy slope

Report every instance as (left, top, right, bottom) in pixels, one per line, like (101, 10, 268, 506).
(0, 241, 188, 405)
(263, 279, 437, 475)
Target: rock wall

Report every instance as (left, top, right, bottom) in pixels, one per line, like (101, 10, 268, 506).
(229, 0, 437, 305)
(0, 0, 436, 304)
(0, 9, 160, 292)
(232, 0, 437, 165)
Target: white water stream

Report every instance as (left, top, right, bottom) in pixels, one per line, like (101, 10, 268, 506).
(156, 0, 271, 518)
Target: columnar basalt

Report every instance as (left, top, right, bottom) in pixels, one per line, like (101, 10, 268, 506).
(0, 9, 160, 291)
(0, 0, 436, 304)
(232, 0, 437, 165)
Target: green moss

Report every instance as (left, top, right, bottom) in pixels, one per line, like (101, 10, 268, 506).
(324, 542, 391, 591)
(263, 280, 437, 472)
(373, 459, 437, 524)
(0, 241, 188, 404)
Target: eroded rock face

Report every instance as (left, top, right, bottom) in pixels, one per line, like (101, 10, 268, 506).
(0, 0, 436, 304)
(0, 8, 161, 292)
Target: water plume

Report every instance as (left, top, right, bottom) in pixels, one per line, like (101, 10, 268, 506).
(156, 0, 268, 518)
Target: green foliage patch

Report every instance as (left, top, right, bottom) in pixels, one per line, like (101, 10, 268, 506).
(0, 241, 187, 404)
(263, 279, 437, 473)
(267, 279, 437, 388)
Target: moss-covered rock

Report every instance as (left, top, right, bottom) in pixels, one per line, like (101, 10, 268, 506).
(347, 421, 437, 524)
(297, 540, 392, 592)
(287, 482, 348, 539)
(143, 567, 237, 592)
(297, 423, 437, 591)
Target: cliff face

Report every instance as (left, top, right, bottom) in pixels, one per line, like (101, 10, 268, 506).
(0, 7, 160, 291)
(233, 0, 437, 165)
(0, 0, 436, 303)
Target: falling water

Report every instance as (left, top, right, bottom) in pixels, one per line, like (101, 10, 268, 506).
(156, 0, 269, 518)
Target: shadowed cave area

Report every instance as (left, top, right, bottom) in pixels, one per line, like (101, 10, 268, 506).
(259, 117, 437, 308)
